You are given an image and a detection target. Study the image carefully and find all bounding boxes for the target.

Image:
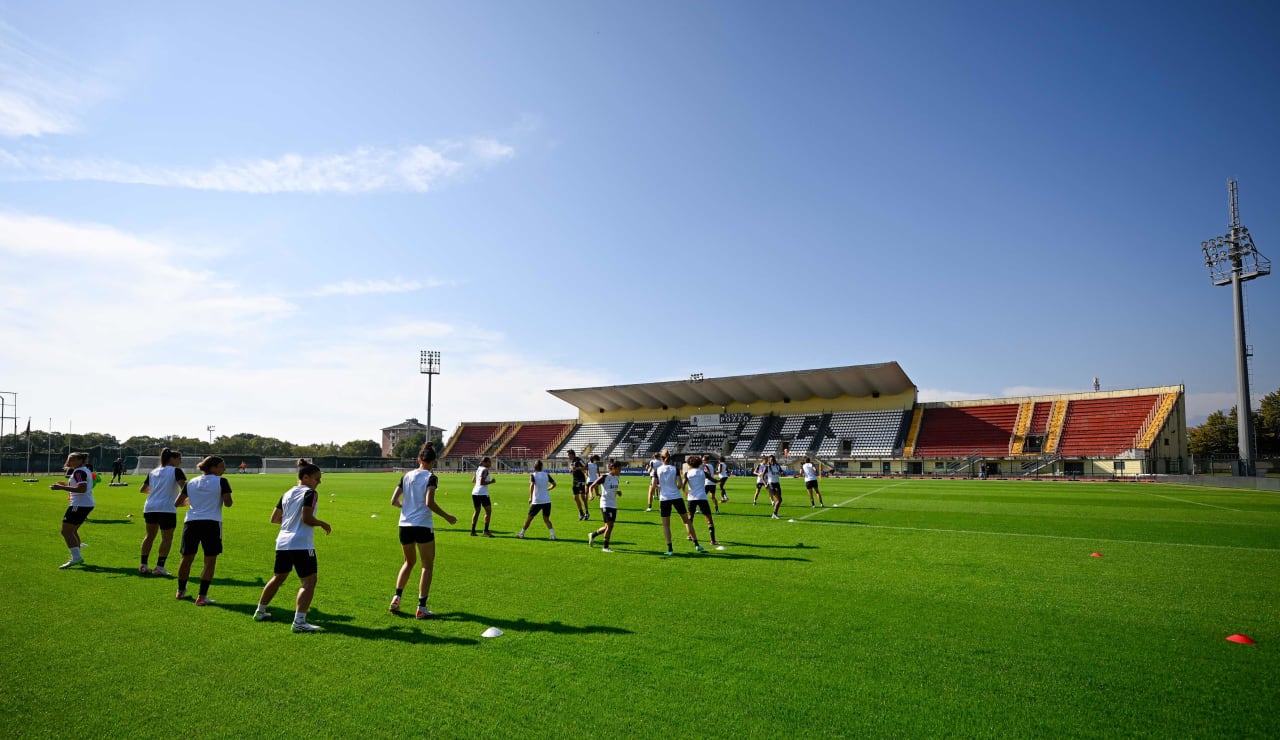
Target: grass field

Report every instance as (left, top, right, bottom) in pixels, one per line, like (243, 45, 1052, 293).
(1, 472, 1277, 738)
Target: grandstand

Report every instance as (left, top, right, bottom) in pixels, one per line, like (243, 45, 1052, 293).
(435, 363, 1188, 478)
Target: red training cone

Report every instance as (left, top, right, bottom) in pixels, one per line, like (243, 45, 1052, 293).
(1226, 634, 1256, 645)
(1090, 552, 1102, 557)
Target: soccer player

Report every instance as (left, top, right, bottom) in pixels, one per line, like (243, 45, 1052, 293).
(656, 451, 702, 556)
(644, 452, 661, 512)
(802, 456, 824, 507)
(517, 459, 557, 540)
(586, 455, 601, 498)
(701, 455, 720, 513)
(139, 448, 186, 576)
(716, 455, 730, 502)
(752, 455, 767, 505)
(390, 444, 457, 619)
(111, 458, 124, 484)
(567, 449, 589, 521)
(254, 462, 332, 633)
(765, 454, 784, 519)
(587, 459, 623, 552)
(683, 455, 720, 546)
(470, 456, 496, 537)
(51, 451, 94, 569)
(174, 456, 234, 604)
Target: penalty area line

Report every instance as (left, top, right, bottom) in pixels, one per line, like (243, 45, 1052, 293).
(1134, 489, 1242, 512)
(799, 482, 908, 521)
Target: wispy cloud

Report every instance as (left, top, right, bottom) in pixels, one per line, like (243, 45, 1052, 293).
(0, 21, 104, 137)
(309, 278, 424, 297)
(0, 140, 515, 193)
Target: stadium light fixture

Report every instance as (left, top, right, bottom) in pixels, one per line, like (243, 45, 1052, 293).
(420, 351, 441, 453)
(1200, 179, 1270, 476)
(207, 425, 216, 445)
(690, 373, 704, 382)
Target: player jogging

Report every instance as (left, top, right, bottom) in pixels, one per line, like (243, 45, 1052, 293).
(752, 455, 767, 505)
(765, 454, 783, 519)
(587, 459, 623, 552)
(52, 452, 94, 569)
(802, 456, 824, 507)
(683, 455, 721, 547)
(701, 455, 720, 513)
(470, 456, 496, 537)
(567, 449, 589, 521)
(139, 447, 186, 576)
(716, 456, 730, 502)
(656, 451, 702, 556)
(644, 452, 661, 512)
(517, 460, 557, 540)
(389, 444, 457, 619)
(254, 462, 331, 633)
(174, 456, 234, 604)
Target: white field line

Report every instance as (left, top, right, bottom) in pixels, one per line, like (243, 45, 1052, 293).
(1134, 489, 1242, 512)
(803, 520, 1280, 553)
(799, 482, 907, 520)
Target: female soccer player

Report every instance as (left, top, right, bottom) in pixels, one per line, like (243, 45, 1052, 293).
(470, 456, 496, 537)
(801, 456, 824, 507)
(683, 455, 720, 547)
(517, 459, 557, 540)
(765, 454, 784, 519)
(389, 444, 457, 619)
(139, 448, 186, 576)
(566, 449, 589, 521)
(716, 456, 730, 502)
(174, 456, 234, 604)
(701, 455, 720, 513)
(254, 462, 332, 633)
(644, 452, 661, 512)
(587, 459, 623, 552)
(752, 455, 767, 505)
(656, 451, 702, 556)
(51, 451, 94, 569)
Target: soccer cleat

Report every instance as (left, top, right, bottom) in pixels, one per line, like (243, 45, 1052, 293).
(711, 541, 721, 547)
(695, 545, 705, 553)
(292, 622, 321, 633)
(153, 566, 171, 577)
(195, 596, 216, 606)
(470, 531, 478, 536)
(771, 513, 781, 520)
(549, 533, 557, 541)
(516, 531, 525, 539)
(175, 590, 187, 600)
(253, 610, 273, 622)
(601, 547, 613, 553)
(588, 532, 596, 548)
(59, 557, 84, 569)
(483, 531, 494, 538)
(415, 608, 435, 620)
(139, 565, 150, 575)
(389, 596, 401, 613)
(644, 508, 652, 512)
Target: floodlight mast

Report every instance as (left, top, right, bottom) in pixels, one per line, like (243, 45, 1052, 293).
(1201, 179, 1270, 475)
(419, 351, 441, 454)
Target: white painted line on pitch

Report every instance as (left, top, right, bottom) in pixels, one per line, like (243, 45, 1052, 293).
(1134, 489, 1242, 512)
(799, 483, 907, 520)
(802, 520, 1280, 553)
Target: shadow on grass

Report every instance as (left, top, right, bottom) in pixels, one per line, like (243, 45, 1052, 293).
(210, 602, 479, 645)
(435, 611, 633, 637)
(76, 563, 145, 578)
(87, 518, 135, 525)
(719, 540, 819, 551)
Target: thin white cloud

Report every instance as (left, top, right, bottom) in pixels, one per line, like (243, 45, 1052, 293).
(309, 278, 423, 297)
(0, 21, 104, 137)
(0, 140, 515, 193)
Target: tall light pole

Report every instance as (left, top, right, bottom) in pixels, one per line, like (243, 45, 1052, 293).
(1202, 179, 1270, 476)
(207, 426, 216, 446)
(420, 351, 441, 453)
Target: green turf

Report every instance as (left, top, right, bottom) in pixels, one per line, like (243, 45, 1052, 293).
(1, 473, 1277, 738)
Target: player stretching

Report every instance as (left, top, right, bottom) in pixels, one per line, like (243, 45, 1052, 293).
(644, 452, 661, 511)
(682, 455, 720, 547)
(470, 456, 496, 537)
(175, 456, 234, 604)
(802, 456, 824, 507)
(587, 459, 623, 552)
(139, 448, 186, 576)
(764, 454, 784, 519)
(52, 452, 94, 569)
(254, 462, 331, 632)
(656, 451, 702, 556)
(517, 459, 558, 540)
(390, 444, 457, 619)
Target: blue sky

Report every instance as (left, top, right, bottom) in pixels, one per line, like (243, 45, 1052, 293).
(1, 0, 1277, 444)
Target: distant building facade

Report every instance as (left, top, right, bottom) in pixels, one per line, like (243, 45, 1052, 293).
(380, 418, 445, 457)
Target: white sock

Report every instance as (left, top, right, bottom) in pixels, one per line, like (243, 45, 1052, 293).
(255, 603, 269, 614)
(548, 528, 556, 537)
(518, 529, 525, 536)
(69, 546, 81, 559)
(294, 611, 306, 624)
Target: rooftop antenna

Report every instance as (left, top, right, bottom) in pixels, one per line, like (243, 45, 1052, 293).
(1201, 179, 1270, 475)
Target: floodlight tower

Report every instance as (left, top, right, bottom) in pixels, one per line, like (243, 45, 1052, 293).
(420, 351, 441, 453)
(1201, 179, 1271, 476)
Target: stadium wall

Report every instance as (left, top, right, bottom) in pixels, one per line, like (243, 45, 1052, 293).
(576, 388, 915, 424)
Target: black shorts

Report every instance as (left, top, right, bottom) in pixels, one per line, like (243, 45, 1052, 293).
(62, 506, 93, 525)
(601, 507, 618, 523)
(688, 499, 714, 516)
(572, 482, 586, 495)
(659, 498, 688, 517)
(181, 520, 223, 556)
(805, 480, 819, 491)
(704, 484, 717, 496)
(144, 511, 178, 530)
(527, 502, 552, 518)
(399, 526, 435, 545)
(273, 549, 318, 578)
(769, 483, 782, 495)
(472, 495, 492, 510)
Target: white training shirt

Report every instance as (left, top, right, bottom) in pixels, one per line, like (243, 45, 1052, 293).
(702, 463, 717, 486)
(587, 461, 599, 482)
(398, 469, 439, 528)
(656, 463, 682, 501)
(802, 462, 818, 482)
(717, 461, 728, 479)
(754, 463, 765, 483)
(766, 464, 783, 486)
(67, 466, 95, 507)
(595, 473, 620, 509)
(275, 485, 318, 551)
(529, 470, 553, 504)
(472, 465, 492, 496)
(184, 474, 231, 522)
(144, 465, 186, 514)
(647, 458, 660, 478)
(685, 466, 710, 500)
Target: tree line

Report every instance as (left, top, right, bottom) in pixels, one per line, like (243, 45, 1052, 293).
(0, 430, 390, 459)
(1188, 387, 1280, 457)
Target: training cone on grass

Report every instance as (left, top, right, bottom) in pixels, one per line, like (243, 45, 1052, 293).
(1090, 552, 1103, 557)
(482, 627, 503, 638)
(1226, 634, 1256, 645)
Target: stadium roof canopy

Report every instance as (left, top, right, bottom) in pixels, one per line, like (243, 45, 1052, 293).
(548, 363, 916, 413)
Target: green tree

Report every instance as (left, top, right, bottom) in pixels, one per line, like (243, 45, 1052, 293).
(339, 439, 381, 457)
(1189, 408, 1237, 456)
(392, 432, 426, 459)
(1256, 388, 1280, 456)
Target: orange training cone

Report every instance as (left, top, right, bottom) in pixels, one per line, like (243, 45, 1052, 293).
(1226, 634, 1256, 645)
(1090, 552, 1102, 557)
